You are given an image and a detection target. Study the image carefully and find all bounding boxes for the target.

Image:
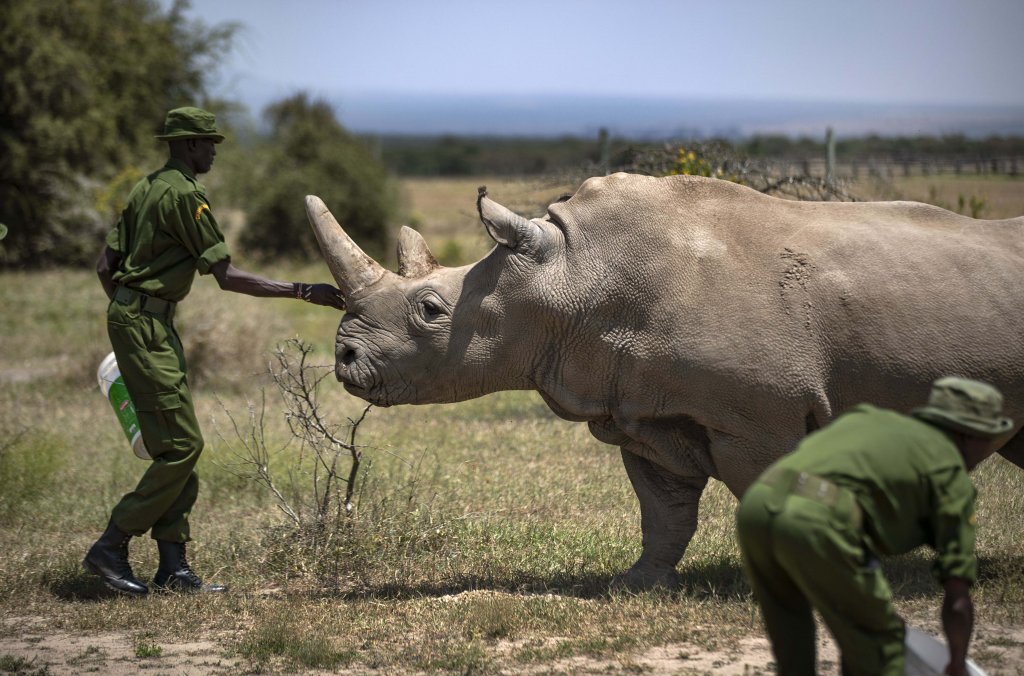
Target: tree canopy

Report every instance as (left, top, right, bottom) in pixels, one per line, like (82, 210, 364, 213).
(238, 94, 395, 262)
(0, 0, 236, 266)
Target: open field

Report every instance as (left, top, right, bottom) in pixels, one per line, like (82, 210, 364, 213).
(1, 175, 1023, 674)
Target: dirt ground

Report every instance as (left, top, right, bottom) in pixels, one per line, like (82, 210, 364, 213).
(0, 618, 239, 675)
(4, 612, 1021, 674)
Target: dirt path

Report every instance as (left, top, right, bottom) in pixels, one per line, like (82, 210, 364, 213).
(2, 616, 1021, 674)
(0, 629, 238, 675)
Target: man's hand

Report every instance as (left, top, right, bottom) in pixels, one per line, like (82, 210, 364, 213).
(96, 246, 122, 300)
(304, 283, 346, 310)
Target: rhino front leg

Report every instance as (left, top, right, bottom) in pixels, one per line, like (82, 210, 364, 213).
(617, 448, 708, 590)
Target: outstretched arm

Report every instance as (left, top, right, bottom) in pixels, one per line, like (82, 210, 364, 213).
(210, 260, 345, 309)
(941, 576, 973, 676)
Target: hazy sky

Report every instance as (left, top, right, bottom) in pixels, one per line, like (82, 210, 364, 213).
(176, 0, 1024, 111)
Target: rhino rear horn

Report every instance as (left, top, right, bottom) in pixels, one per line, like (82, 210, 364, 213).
(397, 226, 440, 278)
(477, 186, 540, 250)
(305, 195, 387, 296)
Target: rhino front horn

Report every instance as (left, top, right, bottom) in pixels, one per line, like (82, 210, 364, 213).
(305, 195, 387, 296)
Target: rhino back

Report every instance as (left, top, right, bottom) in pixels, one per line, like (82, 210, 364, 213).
(542, 173, 1024, 430)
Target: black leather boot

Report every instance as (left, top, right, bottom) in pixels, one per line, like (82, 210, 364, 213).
(82, 521, 148, 597)
(153, 540, 227, 593)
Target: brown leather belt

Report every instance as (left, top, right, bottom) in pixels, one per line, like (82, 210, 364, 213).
(113, 286, 176, 320)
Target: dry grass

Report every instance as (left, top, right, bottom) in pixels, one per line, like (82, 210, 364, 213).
(854, 174, 1024, 220)
(0, 174, 1022, 674)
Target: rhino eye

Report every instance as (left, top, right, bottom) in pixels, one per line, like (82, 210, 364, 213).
(421, 299, 442, 319)
(412, 291, 448, 326)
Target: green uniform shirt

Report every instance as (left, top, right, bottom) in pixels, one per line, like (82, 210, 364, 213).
(772, 404, 978, 584)
(106, 158, 231, 302)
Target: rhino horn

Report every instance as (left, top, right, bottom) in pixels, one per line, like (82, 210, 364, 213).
(477, 186, 539, 249)
(305, 195, 387, 296)
(397, 226, 440, 278)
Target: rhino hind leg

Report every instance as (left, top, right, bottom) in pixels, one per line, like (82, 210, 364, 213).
(616, 448, 708, 590)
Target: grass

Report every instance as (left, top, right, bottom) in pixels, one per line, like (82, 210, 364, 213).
(853, 173, 1024, 219)
(0, 654, 50, 675)
(0, 175, 1022, 673)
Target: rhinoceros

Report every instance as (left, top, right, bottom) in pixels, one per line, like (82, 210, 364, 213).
(305, 172, 1024, 588)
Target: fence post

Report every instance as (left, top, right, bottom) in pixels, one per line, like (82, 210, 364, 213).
(825, 127, 835, 186)
(597, 127, 610, 176)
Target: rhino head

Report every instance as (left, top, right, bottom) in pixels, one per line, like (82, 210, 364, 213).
(305, 189, 566, 407)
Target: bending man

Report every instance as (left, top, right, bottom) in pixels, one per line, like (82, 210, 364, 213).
(737, 377, 1012, 675)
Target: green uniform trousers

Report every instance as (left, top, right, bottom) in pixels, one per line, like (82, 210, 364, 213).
(107, 289, 203, 543)
(736, 469, 905, 676)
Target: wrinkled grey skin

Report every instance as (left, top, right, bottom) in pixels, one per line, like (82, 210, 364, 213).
(307, 173, 1024, 589)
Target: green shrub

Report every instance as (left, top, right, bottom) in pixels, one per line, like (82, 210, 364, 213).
(238, 94, 395, 261)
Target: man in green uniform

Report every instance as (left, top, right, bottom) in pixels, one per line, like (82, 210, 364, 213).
(736, 377, 1013, 676)
(85, 106, 345, 596)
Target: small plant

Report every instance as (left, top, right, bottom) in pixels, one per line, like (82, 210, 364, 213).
(669, 148, 717, 178)
(217, 338, 378, 586)
(0, 654, 50, 675)
(134, 642, 162, 659)
(222, 338, 371, 525)
(968, 194, 986, 219)
(239, 614, 355, 670)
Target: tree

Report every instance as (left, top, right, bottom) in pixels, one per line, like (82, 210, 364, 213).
(239, 94, 395, 261)
(0, 0, 236, 267)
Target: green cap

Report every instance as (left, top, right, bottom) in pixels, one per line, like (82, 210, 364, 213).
(154, 106, 225, 143)
(0, 223, 7, 241)
(912, 376, 1014, 438)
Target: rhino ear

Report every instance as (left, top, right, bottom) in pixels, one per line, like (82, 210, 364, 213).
(477, 186, 541, 250)
(397, 226, 440, 278)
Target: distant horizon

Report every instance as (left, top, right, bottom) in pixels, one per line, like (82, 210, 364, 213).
(179, 0, 1024, 139)
(233, 92, 1024, 140)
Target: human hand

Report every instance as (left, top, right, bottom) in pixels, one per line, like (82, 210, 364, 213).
(303, 283, 346, 310)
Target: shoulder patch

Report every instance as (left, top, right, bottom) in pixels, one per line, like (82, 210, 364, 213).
(194, 203, 210, 221)
(968, 512, 977, 526)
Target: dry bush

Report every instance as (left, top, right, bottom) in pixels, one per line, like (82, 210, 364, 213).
(624, 141, 862, 202)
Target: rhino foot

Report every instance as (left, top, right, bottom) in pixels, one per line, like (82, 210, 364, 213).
(611, 565, 681, 592)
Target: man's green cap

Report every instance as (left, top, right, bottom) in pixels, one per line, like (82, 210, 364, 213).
(0, 223, 7, 241)
(154, 106, 225, 143)
(912, 376, 1014, 438)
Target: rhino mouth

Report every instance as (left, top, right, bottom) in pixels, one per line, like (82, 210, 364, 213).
(337, 371, 392, 407)
(335, 342, 401, 407)
(336, 360, 380, 401)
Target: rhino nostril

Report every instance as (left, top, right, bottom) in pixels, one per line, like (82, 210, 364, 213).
(340, 347, 358, 366)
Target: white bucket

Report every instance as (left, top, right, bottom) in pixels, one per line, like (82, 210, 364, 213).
(905, 626, 987, 676)
(97, 352, 150, 460)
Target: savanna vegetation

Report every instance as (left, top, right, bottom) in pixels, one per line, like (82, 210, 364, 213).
(1, 176, 1024, 674)
(3, 1, 1024, 673)
(0, 0, 395, 268)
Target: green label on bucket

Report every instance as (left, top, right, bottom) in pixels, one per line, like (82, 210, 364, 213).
(107, 377, 141, 441)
